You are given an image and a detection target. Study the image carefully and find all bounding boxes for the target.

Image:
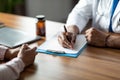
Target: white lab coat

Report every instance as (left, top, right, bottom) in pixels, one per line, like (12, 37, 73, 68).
(66, 0, 120, 33)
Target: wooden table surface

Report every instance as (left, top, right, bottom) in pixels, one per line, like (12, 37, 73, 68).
(0, 13, 120, 80)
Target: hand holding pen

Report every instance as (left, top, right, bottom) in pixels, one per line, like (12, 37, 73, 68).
(58, 25, 76, 49)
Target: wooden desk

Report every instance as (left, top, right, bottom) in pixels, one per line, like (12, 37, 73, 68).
(0, 13, 120, 80)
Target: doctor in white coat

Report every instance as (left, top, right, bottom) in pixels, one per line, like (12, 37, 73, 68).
(58, 0, 120, 49)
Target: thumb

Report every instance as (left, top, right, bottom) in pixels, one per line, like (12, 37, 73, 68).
(33, 47, 37, 50)
(32, 47, 38, 55)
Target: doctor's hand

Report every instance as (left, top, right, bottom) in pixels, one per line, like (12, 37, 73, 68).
(58, 32, 76, 49)
(85, 27, 109, 47)
(58, 25, 79, 49)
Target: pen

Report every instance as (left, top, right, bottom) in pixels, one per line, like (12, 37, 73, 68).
(47, 49, 65, 54)
(64, 25, 70, 41)
(64, 25, 67, 32)
(64, 25, 73, 49)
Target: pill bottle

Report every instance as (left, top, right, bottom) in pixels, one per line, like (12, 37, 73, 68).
(36, 15, 46, 36)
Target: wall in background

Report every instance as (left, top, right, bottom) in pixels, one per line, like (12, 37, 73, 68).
(26, 0, 78, 22)
(0, 0, 25, 15)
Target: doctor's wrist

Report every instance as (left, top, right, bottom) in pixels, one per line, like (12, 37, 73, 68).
(105, 34, 111, 47)
(67, 25, 79, 35)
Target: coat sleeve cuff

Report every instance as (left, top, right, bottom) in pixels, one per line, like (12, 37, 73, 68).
(0, 45, 8, 60)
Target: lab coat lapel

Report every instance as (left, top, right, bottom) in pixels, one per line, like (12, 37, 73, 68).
(112, 1, 120, 18)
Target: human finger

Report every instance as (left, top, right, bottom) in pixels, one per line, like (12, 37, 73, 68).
(70, 34, 76, 48)
(58, 35, 72, 49)
(32, 47, 38, 55)
(19, 44, 27, 53)
(58, 33, 73, 49)
(23, 44, 30, 49)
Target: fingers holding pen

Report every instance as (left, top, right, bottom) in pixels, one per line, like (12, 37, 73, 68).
(58, 32, 73, 49)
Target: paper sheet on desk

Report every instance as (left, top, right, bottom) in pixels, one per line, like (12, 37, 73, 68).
(36, 34, 87, 57)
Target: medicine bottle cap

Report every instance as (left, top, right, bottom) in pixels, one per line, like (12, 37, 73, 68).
(36, 15, 45, 20)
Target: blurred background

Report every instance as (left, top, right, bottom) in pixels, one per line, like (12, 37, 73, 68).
(0, 0, 79, 23)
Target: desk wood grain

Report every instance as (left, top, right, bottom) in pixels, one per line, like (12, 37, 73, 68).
(0, 13, 120, 80)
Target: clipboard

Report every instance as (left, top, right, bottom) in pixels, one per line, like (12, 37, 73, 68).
(36, 35, 87, 58)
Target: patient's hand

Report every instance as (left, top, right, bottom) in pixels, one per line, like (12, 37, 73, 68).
(5, 49, 19, 60)
(17, 44, 37, 67)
